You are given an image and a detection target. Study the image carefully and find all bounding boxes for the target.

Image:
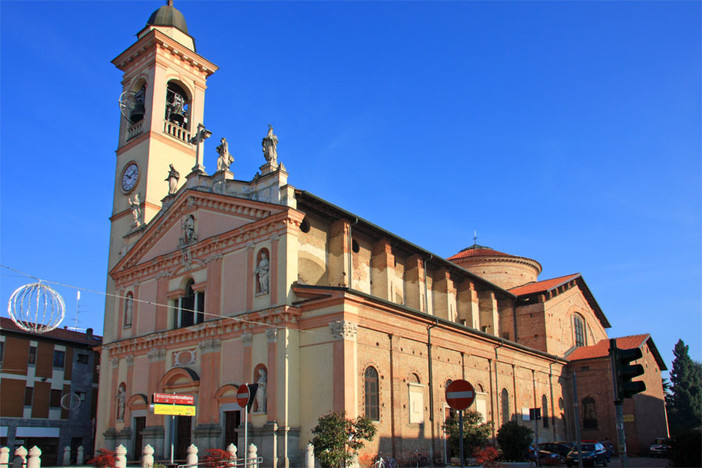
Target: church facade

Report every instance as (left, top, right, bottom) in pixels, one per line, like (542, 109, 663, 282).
(95, 3, 668, 466)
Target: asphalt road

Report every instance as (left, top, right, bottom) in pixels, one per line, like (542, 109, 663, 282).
(605, 457, 671, 468)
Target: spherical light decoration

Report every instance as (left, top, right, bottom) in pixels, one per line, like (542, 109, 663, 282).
(60, 392, 82, 411)
(7, 282, 65, 334)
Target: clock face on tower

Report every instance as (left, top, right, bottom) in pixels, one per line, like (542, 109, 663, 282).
(121, 163, 139, 192)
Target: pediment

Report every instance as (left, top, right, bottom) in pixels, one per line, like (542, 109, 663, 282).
(112, 190, 287, 277)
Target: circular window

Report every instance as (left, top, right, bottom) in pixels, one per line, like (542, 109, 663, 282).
(352, 239, 360, 253)
(300, 218, 310, 233)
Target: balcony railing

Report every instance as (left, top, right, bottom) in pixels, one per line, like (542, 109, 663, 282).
(126, 121, 144, 141)
(164, 119, 191, 144)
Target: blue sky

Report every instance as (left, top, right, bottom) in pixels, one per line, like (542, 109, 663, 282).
(1, 1, 700, 371)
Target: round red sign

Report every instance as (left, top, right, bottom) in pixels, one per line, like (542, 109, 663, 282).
(445, 379, 475, 410)
(236, 384, 250, 408)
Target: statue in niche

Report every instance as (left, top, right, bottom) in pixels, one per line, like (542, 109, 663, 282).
(129, 192, 142, 228)
(216, 137, 234, 171)
(261, 124, 278, 165)
(116, 384, 126, 422)
(183, 214, 196, 244)
(255, 251, 270, 294)
(165, 164, 180, 195)
(254, 367, 267, 413)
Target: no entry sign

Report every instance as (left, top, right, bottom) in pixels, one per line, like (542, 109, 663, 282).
(236, 384, 250, 407)
(445, 379, 475, 410)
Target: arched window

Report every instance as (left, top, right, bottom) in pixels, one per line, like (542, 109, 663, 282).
(500, 388, 510, 426)
(176, 279, 204, 328)
(364, 366, 379, 421)
(573, 314, 586, 347)
(542, 395, 549, 428)
(582, 397, 597, 429)
(124, 292, 133, 328)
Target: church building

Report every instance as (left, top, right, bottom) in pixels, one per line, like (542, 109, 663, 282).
(95, 2, 668, 465)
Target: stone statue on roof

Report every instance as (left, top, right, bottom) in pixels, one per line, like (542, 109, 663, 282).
(216, 137, 234, 171)
(165, 163, 180, 194)
(262, 124, 278, 166)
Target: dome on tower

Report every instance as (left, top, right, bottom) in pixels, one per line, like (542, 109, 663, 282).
(146, 0, 189, 34)
(448, 243, 542, 290)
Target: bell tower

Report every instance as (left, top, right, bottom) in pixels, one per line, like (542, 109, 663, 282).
(104, 1, 217, 339)
(108, 1, 217, 268)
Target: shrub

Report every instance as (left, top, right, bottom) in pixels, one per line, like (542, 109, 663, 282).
(311, 410, 377, 467)
(473, 446, 499, 468)
(496, 420, 533, 462)
(87, 449, 116, 468)
(444, 410, 493, 459)
(671, 428, 702, 467)
(203, 448, 235, 468)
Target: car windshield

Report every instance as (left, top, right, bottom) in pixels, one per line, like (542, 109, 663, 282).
(581, 444, 596, 451)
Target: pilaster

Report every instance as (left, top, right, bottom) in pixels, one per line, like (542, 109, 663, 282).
(146, 348, 166, 428)
(329, 320, 358, 415)
(404, 255, 425, 311)
(371, 238, 394, 301)
(266, 329, 278, 422)
(432, 269, 454, 320)
(198, 339, 222, 424)
(478, 290, 499, 336)
(242, 332, 253, 384)
(457, 280, 479, 329)
(329, 219, 350, 287)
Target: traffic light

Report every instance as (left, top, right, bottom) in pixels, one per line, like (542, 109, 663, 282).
(609, 338, 646, 402)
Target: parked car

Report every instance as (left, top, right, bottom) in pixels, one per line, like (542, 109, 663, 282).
(649, 438, 671, 457)
(539, 442, 575, 463)
(528, 445, 561, 465)
(566, 442, 608, 467)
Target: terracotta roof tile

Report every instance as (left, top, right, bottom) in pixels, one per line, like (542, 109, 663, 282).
(509, 273, 580, 296)
(568, 334, 650, 361)
(0, 317, 102, 346)
(448, 246, 514, 261)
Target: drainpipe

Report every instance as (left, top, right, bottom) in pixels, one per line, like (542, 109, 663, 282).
(427, 319, 438, 465)
(348, 218, 359, 289)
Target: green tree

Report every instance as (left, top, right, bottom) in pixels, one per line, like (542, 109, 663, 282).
(443, 410, 494, 459)
(667, 340, 702, 436)
(496, 420, 533, 462)
(311, 411, 377, 468)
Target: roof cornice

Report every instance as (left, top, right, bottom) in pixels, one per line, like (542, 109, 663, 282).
(112, 29, 218, 77)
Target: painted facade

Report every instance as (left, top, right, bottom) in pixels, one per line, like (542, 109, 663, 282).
(95, 3, 668, 466)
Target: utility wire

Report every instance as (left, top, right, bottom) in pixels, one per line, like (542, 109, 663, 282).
(1, 264, 300, 332)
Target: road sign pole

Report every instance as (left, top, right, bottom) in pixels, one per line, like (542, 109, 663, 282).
(170, 413, 175, 465)
(244, 400, 248, 467)
(571, 372, 583, 468)
(615, 402, 628, 468)
(459, 409, 464, 468)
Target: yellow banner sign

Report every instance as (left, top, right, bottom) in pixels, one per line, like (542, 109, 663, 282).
(623, 414, 635, 422)
(153, 404, 196, 416)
